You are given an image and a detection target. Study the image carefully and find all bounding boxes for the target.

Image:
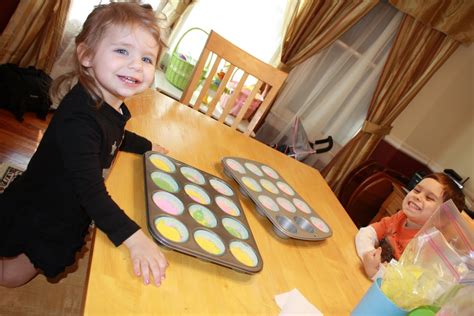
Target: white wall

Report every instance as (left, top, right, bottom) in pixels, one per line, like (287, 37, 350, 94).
(386, 43, 474, 206)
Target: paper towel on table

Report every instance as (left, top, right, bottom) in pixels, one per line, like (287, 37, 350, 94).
(274, 288, 323, 316)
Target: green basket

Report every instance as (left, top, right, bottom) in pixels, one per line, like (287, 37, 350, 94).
(165, 27, 208, 91)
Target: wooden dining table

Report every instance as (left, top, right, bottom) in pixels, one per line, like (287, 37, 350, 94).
(82, 89, 371, 315)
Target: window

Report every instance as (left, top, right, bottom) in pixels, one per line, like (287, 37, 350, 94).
(162, 0, 297, 67)
(256, 2, 402, 169)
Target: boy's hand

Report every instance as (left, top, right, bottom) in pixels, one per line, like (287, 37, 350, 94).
(124, 229, 168, 286)
(152, 143, 168, 154)
(362, 247, 382, 278)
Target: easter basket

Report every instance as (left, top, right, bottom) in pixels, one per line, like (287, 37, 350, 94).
(165, 27, 208, 90)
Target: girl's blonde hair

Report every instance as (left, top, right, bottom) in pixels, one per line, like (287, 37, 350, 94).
(50, 2, 165, 106)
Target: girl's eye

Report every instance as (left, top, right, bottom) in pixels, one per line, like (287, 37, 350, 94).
(142, 56, 154, 64)
(115, 48, 128, 55)
(413, 188, 421, 193)
(426, 196, 435, 202)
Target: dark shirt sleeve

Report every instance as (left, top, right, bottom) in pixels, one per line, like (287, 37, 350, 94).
(57, 114, 139, 246)
(120, 130, 152, 154)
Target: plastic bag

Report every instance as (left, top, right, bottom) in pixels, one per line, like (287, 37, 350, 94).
(435, 284, 473, 316)
(380, 200, 474, 311)
(271, 117, 316, 161)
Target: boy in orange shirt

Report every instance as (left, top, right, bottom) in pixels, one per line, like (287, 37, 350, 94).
(355, 173, 466, 279)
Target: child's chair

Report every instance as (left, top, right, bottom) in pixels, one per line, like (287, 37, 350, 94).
(180, 30, 288, 136)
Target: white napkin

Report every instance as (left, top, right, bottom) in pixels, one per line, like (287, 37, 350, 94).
(274, 288, 323, 316)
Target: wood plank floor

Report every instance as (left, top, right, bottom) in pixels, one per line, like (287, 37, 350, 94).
(0, 109, 91, 316)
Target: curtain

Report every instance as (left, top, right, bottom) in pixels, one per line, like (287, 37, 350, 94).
(322, 14, 460, 194)
(0, 0, 71, 73)
(389, 0, 474, 43)
(256, 2, 402, 169)
(281, 0, 378, 70)
(156, 0, 192, 40)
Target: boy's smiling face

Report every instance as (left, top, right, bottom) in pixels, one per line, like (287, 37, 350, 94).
(402, 178, 444, 227)
(79, 24, 158, 108)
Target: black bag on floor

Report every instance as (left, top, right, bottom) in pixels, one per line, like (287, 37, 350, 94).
(0, 63, 52, 121)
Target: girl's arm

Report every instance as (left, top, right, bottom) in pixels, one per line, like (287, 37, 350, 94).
(120, 130, 152, 154)
(123, 230, 168, 286)
(121, 130, 168, 154)
(59, 113, 168, 286)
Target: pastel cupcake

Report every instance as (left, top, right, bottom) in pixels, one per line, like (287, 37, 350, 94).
(257, 195, 279, 212)
(293, 198, 312, 214)
(310, 216, 330, 233)
(152, 191, 184, 215)
(215, 196, 241, 216)
(225, 159, 246, 174)
(184, 184, 211, 205)
(188, 204, 217, 228)
(150, 171, 179, 193)
(154, 216, 189, 243)
(244, 162, 263, 177)
(194, 230, 225, 255)
(180, 166, 206, 185)
(261, 165, 279, 179)
(229, 241, 258, 267)
(222, 217, 249, 240)
(241, 177, 262, 192)
(149, 153, 176, 173)
(276, 181, 295, 196)
(276, 197, 296, 213)
(260, 179, 279, 194)
(209, 178, 234, 196)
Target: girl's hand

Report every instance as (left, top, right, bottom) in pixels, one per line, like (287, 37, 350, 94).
(152, 143, 168, 154)
(362, 247, 382, 278)
(123, 230, 168, 286)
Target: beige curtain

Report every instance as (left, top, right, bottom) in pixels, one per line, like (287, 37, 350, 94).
(280, 0, 378, 70)
(389, 0, 474, 43)
(0, 0, 70, 73)
(322, 14, 460, 194)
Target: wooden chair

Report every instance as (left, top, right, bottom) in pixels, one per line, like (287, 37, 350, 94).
(180, 30, 288, 136)
(338, 160, 385, 208)
(345, 171, 396, 228)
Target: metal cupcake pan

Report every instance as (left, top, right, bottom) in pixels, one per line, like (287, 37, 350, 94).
(143, 152, 263, 274)
(222, 157, 332, 241)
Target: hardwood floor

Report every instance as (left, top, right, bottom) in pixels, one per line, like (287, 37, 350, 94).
(0, 109, 51, 169)
(0, 108, 91, 316)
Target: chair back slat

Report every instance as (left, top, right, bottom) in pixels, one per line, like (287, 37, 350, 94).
(218, 72, 248, 123)
(207, 64, 235, 116)
(231, 81, 262, 130)
(194, 55, 222, 111)
(181, 47, 211, 105)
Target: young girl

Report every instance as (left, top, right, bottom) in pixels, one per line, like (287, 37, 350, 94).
(355, 173, 466, 279)
(0, 3, 169, 288)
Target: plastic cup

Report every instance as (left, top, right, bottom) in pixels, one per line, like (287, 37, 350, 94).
(351, 278, 407, 316)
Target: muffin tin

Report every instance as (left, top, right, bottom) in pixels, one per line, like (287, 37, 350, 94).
(143, 152, 263, 273)
(222, 157, 332, 240)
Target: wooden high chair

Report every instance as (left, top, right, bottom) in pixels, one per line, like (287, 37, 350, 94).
(180, 30, 288, 136)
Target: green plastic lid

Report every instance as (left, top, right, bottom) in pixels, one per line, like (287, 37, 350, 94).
(407, 305, 440, 316)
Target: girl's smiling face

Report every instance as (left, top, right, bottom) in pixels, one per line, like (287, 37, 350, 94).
(78, 24, 158, 108)
(402, 178, 444, 227)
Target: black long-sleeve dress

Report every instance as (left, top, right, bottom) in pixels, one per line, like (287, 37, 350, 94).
(0, 84, 151, 277)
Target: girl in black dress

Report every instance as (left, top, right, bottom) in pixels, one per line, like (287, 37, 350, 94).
(1, 3, 169, 287)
